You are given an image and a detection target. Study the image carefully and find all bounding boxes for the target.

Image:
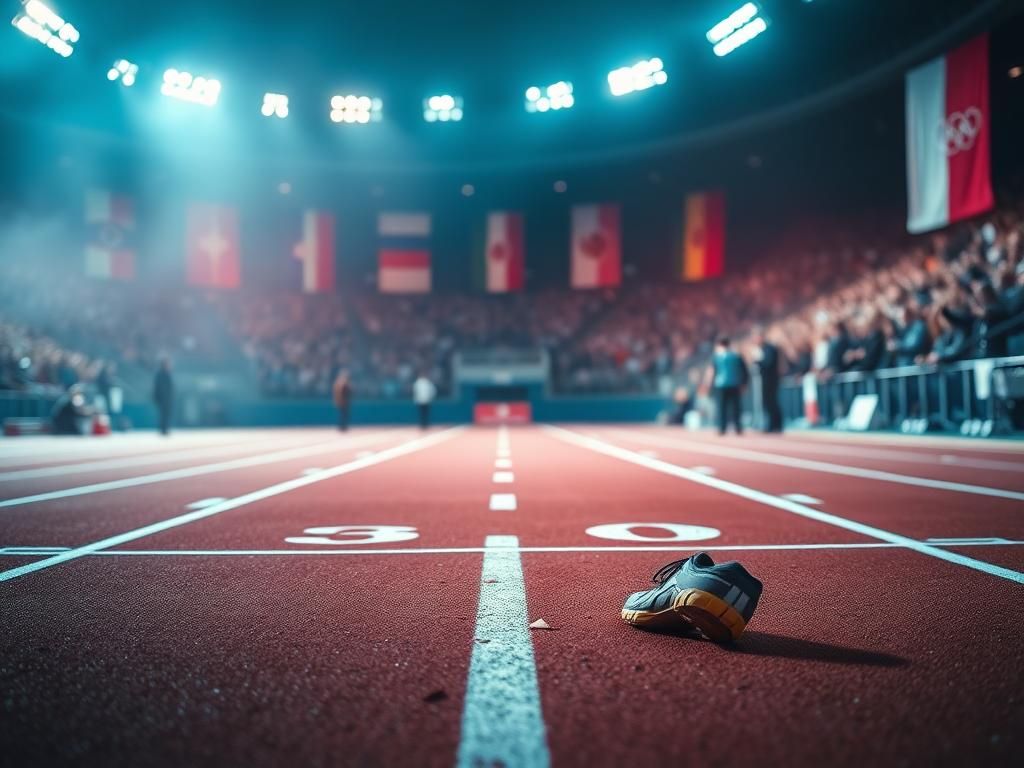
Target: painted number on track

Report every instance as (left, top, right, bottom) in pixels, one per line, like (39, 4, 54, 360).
(285, 525, 419, 546)
(585, 523, 721, 543)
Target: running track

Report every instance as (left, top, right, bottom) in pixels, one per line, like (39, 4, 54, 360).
(1, 425, 1022, 767)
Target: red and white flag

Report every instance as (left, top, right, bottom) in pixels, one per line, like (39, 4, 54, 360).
(186, 203, 240, 288)
(571, 204, 621, 289)
(905, 34, 993, 234)
(292, 211, 336, 293)
(485, 211, 524, 293)
(378, 212, 431, 293)
(84, 189, 135, 280)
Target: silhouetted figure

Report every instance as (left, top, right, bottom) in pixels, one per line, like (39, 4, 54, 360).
(412, 373, 437, 430)
(153, 357, 174, 436)
(753, 329, 782, 433)
(332, 370, 352, 431)
(707, 337, 748, 436)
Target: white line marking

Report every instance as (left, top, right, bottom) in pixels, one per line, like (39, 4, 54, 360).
(355, 450, 375, 459)
(691, 466, 716, 475)
(0, 437, 315, 482)
(494, 458, 513, 469)
(605, 428, 1024, 503)
(301, 467, 324, 475)
(924, 536, 1012, 545)
(185, 497, 228, 510)
(0, 431, 403, 510)
(781, 493, 822, 505)
(548, 426, 1024, 584)
(492, 471, 515, 484)
(639, 449, 659, 458)
(457, 535, 549, 768)
(0, 428, 462, 583)
(1, 540, 1021, 557)
(489, 493, 518, 511)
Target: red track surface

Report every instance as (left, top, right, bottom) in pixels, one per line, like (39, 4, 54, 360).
(1, 425, 1022, 767)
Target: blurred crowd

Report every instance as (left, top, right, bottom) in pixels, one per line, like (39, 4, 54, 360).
(2, 204, 1023, 401)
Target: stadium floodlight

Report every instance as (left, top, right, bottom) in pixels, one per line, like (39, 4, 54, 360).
(525, 81, 574, 112)
(707, 3, 769, 57)
(423, 94, 463, 122)
(11, 0, 79, 58)
(106, 59, 138, 87)
(161, 68, 221, 106)
(330, 94, 382, 124)
(607, 59, 667, 97)
(262, 92, 289, 118)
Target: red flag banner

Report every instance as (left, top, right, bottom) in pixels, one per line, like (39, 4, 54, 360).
(906, 33, 993, 233)
(570, 203, 621, 289)
(84, 189, 135, 280)
(292, 210, 336, 293)
(186, 203, 240, 288)
(485, 211, 525, 293)
(682, 191, 725, 281)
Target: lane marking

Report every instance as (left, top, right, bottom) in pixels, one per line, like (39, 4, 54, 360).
(691, 466, 716, 475)
(185, 497, 227, 510)
(0, 428, 462, 582)
(492, 471, 515, 484)
(0, 430, 405, 510)
(586, 523, 721, 542)
(1, 539, 1020, 557)
(457, 535, 549, 768)
(639, 449, 659, 458)
(489, 493, 518, 511)
(924, 536, 1012, 545)
(494, 458, 513, 469)
(781, 493, 822, 505)
(548, 426, 1024, 584)
(605, 428, 1024, 503)
(301, 467, 324, 475)
(0, 436, 317, 482)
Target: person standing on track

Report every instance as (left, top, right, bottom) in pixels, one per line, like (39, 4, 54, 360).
(706, 337, 748, 435)
(153, 357, 174, 436)
(752, 328, 783, 433)
(412, 371, 437, 430)
(332, 369, 353, 431)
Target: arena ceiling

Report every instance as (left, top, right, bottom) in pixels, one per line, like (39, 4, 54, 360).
(0, 0, 1012, 172)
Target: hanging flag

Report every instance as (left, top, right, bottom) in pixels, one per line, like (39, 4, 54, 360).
(570, 203, 621, 289)
(682, 191, 726, 281)
(186, 203, 240, 288)
(378, 212, 431, 293)
(906, 33, 993, 234)
(292, 210, 336, 293)
(484, 211, 525, 293)
(84, 189, 135, 280)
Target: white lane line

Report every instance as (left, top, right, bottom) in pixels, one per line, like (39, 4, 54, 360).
(489, 493, 518, 511)
(0, 428, 462, 583)
(185, 497, 228, 510)
(2, 540, 1022, 557)
(639, 449, 659, 458)
(0, 430, 404, 510)
(548, 426, 1024, 585)
(457, 535, 549, 768)
(781, 493, 822, 505)
(691, 466, 716, 475)
(605, 428, 1024, 503)
(924, 536, 1011, 545)
(494, 458, 513, 469)
(301, 467, 324, 476)
(0, 436, 318, 482)
(492, 471, 515, 484)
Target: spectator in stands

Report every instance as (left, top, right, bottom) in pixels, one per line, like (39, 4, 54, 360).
(50, 384, 93, 436)
(665, 385, 694, 426)
(153, 357, 174, 436)
(412, 371, 437, 430)
(706, 337, 747, 436)
(332, 369, 353, 432)
(889, 305, 931, 366)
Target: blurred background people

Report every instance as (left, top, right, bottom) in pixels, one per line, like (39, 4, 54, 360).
(153, 357, 174, 436)
(412, 371, 436, 430)
(332, 369, 352, 431)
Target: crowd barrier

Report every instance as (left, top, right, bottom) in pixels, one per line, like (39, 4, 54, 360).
(771, 355, 1024, 433)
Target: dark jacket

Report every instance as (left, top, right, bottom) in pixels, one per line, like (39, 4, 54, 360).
(756, 343, 780, 386)
(153, 369, 173, 408)
(852, 330, 886, 372)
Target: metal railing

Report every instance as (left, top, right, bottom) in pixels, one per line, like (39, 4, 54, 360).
(771, 354, 1024, 431)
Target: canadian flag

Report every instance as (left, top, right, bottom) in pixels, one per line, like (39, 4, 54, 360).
(905, 34, 993, 234)
(571, 204, 621, 289)
(292, 211, 336, 293)
(485, 212, 524, 293)
(186, 203, 240, 288)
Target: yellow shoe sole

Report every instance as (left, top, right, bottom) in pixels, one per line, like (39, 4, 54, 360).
(620, 587, 748, 642)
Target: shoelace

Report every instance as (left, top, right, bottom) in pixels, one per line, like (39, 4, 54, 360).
(651, 558, 689, 584)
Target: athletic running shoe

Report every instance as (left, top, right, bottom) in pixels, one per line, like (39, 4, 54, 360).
(621, 553, 763, 642)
